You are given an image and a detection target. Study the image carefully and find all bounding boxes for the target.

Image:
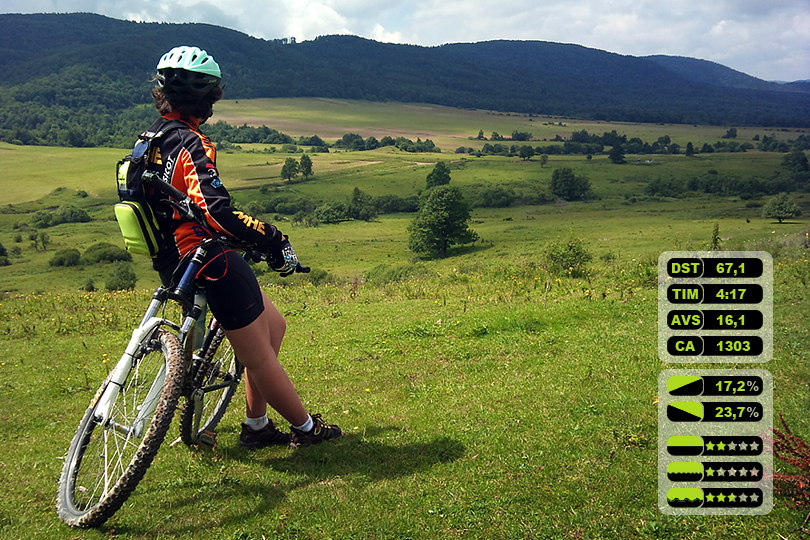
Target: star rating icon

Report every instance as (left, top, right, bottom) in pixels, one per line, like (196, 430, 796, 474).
(705, 441, 715, 451)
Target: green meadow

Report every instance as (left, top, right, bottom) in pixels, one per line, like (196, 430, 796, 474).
(0, 99, 808, 538)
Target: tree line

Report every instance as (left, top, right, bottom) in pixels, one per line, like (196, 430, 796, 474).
(456, 130, 810, 159)
(644, 149, 809, 198)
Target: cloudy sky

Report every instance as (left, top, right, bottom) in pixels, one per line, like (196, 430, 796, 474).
(4, 0, 808, 81)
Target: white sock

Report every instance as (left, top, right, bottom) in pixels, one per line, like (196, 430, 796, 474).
(293, 415, 313, 433)
(245, 415, 269, 431)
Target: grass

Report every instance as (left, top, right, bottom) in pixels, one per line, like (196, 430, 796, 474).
(0, 98, 808, 538)
(0, 252, 807, 539)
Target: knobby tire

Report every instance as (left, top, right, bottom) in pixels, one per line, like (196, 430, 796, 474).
(56, 328, 185, 528)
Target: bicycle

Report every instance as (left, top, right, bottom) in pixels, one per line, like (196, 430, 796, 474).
(56, 181, 308, 528)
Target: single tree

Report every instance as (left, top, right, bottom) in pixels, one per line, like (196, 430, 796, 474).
(550, 168, 591, 201)
(685, 142, 695, 157)
(539, 154, 549, 168)
(781, 148, 809, 173)
(105, 262, 136, 291)
(348, 187, 377, 221)
(299, 153, 313, 178)
(762, 193, 802, 223)
(518, 145, 535, 161)
(608, 145, 626, 164)
(281, 157, 299, 181)
(408, 186, 478, 258)
(426, 161, 451, 188)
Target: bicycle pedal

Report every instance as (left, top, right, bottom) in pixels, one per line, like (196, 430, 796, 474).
(197, 430, 217, 449)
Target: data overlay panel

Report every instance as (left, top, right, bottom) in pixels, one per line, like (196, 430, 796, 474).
(658, 251, 773, 363)
(658, 369, 773, 515)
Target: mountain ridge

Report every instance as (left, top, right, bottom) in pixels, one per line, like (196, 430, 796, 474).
(1, 13, 808, 127)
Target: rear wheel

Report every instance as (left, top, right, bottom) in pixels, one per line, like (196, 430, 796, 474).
(56, 328, 185, 528)
(180, 327, 243, 445)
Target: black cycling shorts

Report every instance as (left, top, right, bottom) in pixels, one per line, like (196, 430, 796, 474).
(198, 249, 265, 330)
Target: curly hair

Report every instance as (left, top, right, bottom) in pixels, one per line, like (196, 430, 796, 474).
(151, 85, 223, 123)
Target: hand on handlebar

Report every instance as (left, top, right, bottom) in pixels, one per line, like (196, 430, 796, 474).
(268, 240, 304, 277)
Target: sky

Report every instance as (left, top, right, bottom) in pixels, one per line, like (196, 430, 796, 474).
(3, 0, 809, 81)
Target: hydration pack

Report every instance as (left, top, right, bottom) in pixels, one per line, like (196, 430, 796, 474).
(114, 120, 184, 271)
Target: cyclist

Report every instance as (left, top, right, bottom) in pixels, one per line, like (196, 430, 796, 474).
(146, 45, 341, 448)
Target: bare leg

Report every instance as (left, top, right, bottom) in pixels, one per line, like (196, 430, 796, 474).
(224, 291, 309, 426)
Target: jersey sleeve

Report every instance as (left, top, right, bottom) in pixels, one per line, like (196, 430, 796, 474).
(168, 130, 285, 251)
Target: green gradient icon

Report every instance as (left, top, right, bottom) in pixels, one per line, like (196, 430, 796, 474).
(667, 376, 703, 395)
(667, 487, 704, 508)
(667, 462, 704, 482)
(667, 402, 704, 422)
(667, 436, 704, 456)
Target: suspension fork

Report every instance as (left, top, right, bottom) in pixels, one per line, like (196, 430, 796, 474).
(92, 242, 213, 434)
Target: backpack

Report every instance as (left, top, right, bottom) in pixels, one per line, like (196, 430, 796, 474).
(114, 120, 185, 271)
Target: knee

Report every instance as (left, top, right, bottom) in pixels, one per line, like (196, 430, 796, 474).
(275, 312, 287, 337)
(266, 307, 286, 340)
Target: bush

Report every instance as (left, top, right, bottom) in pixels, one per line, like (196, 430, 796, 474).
(82, 242, 132, 264)
(313, 202, 348, 224)
(30, 210, 54, 228)
(373, 194, 419, 214)
(31, 205, 92, 229)
(478, 186, 516, 208)
(49, 248, 82, 267)
(55, 205, 91, 224)
(544, 238, 593, 277)
(303, 268, 330, 285)
(105, 262, 136, 291)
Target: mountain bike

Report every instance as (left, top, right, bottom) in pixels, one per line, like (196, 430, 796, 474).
(56, 181, 308, 528)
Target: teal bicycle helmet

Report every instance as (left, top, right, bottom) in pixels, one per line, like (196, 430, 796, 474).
(156, 46, 221, 99)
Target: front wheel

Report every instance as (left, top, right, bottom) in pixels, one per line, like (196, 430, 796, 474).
(56, 328, 185, 528)
(180, 327, 243, 446)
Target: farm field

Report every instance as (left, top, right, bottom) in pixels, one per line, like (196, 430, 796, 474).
(0, 98, 808, 538)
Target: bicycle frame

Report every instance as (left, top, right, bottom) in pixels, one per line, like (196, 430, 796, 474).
(92, 241, 214, 433)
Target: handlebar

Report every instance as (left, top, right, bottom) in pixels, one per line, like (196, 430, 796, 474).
(146, 176, 311, 277)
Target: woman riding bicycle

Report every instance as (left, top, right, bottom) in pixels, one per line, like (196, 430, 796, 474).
(146, 45, 341, 448)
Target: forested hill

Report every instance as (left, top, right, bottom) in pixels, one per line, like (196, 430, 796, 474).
(1, 12, 809, 146)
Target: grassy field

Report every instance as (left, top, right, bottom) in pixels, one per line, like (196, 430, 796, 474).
(0, 98, 808, 538)
(214, 98, 808, 150)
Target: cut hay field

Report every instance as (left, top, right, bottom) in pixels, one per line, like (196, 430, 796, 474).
(214, 97, 807, 151)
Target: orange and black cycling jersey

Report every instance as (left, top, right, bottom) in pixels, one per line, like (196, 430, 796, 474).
(146, 112, 284, 257)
